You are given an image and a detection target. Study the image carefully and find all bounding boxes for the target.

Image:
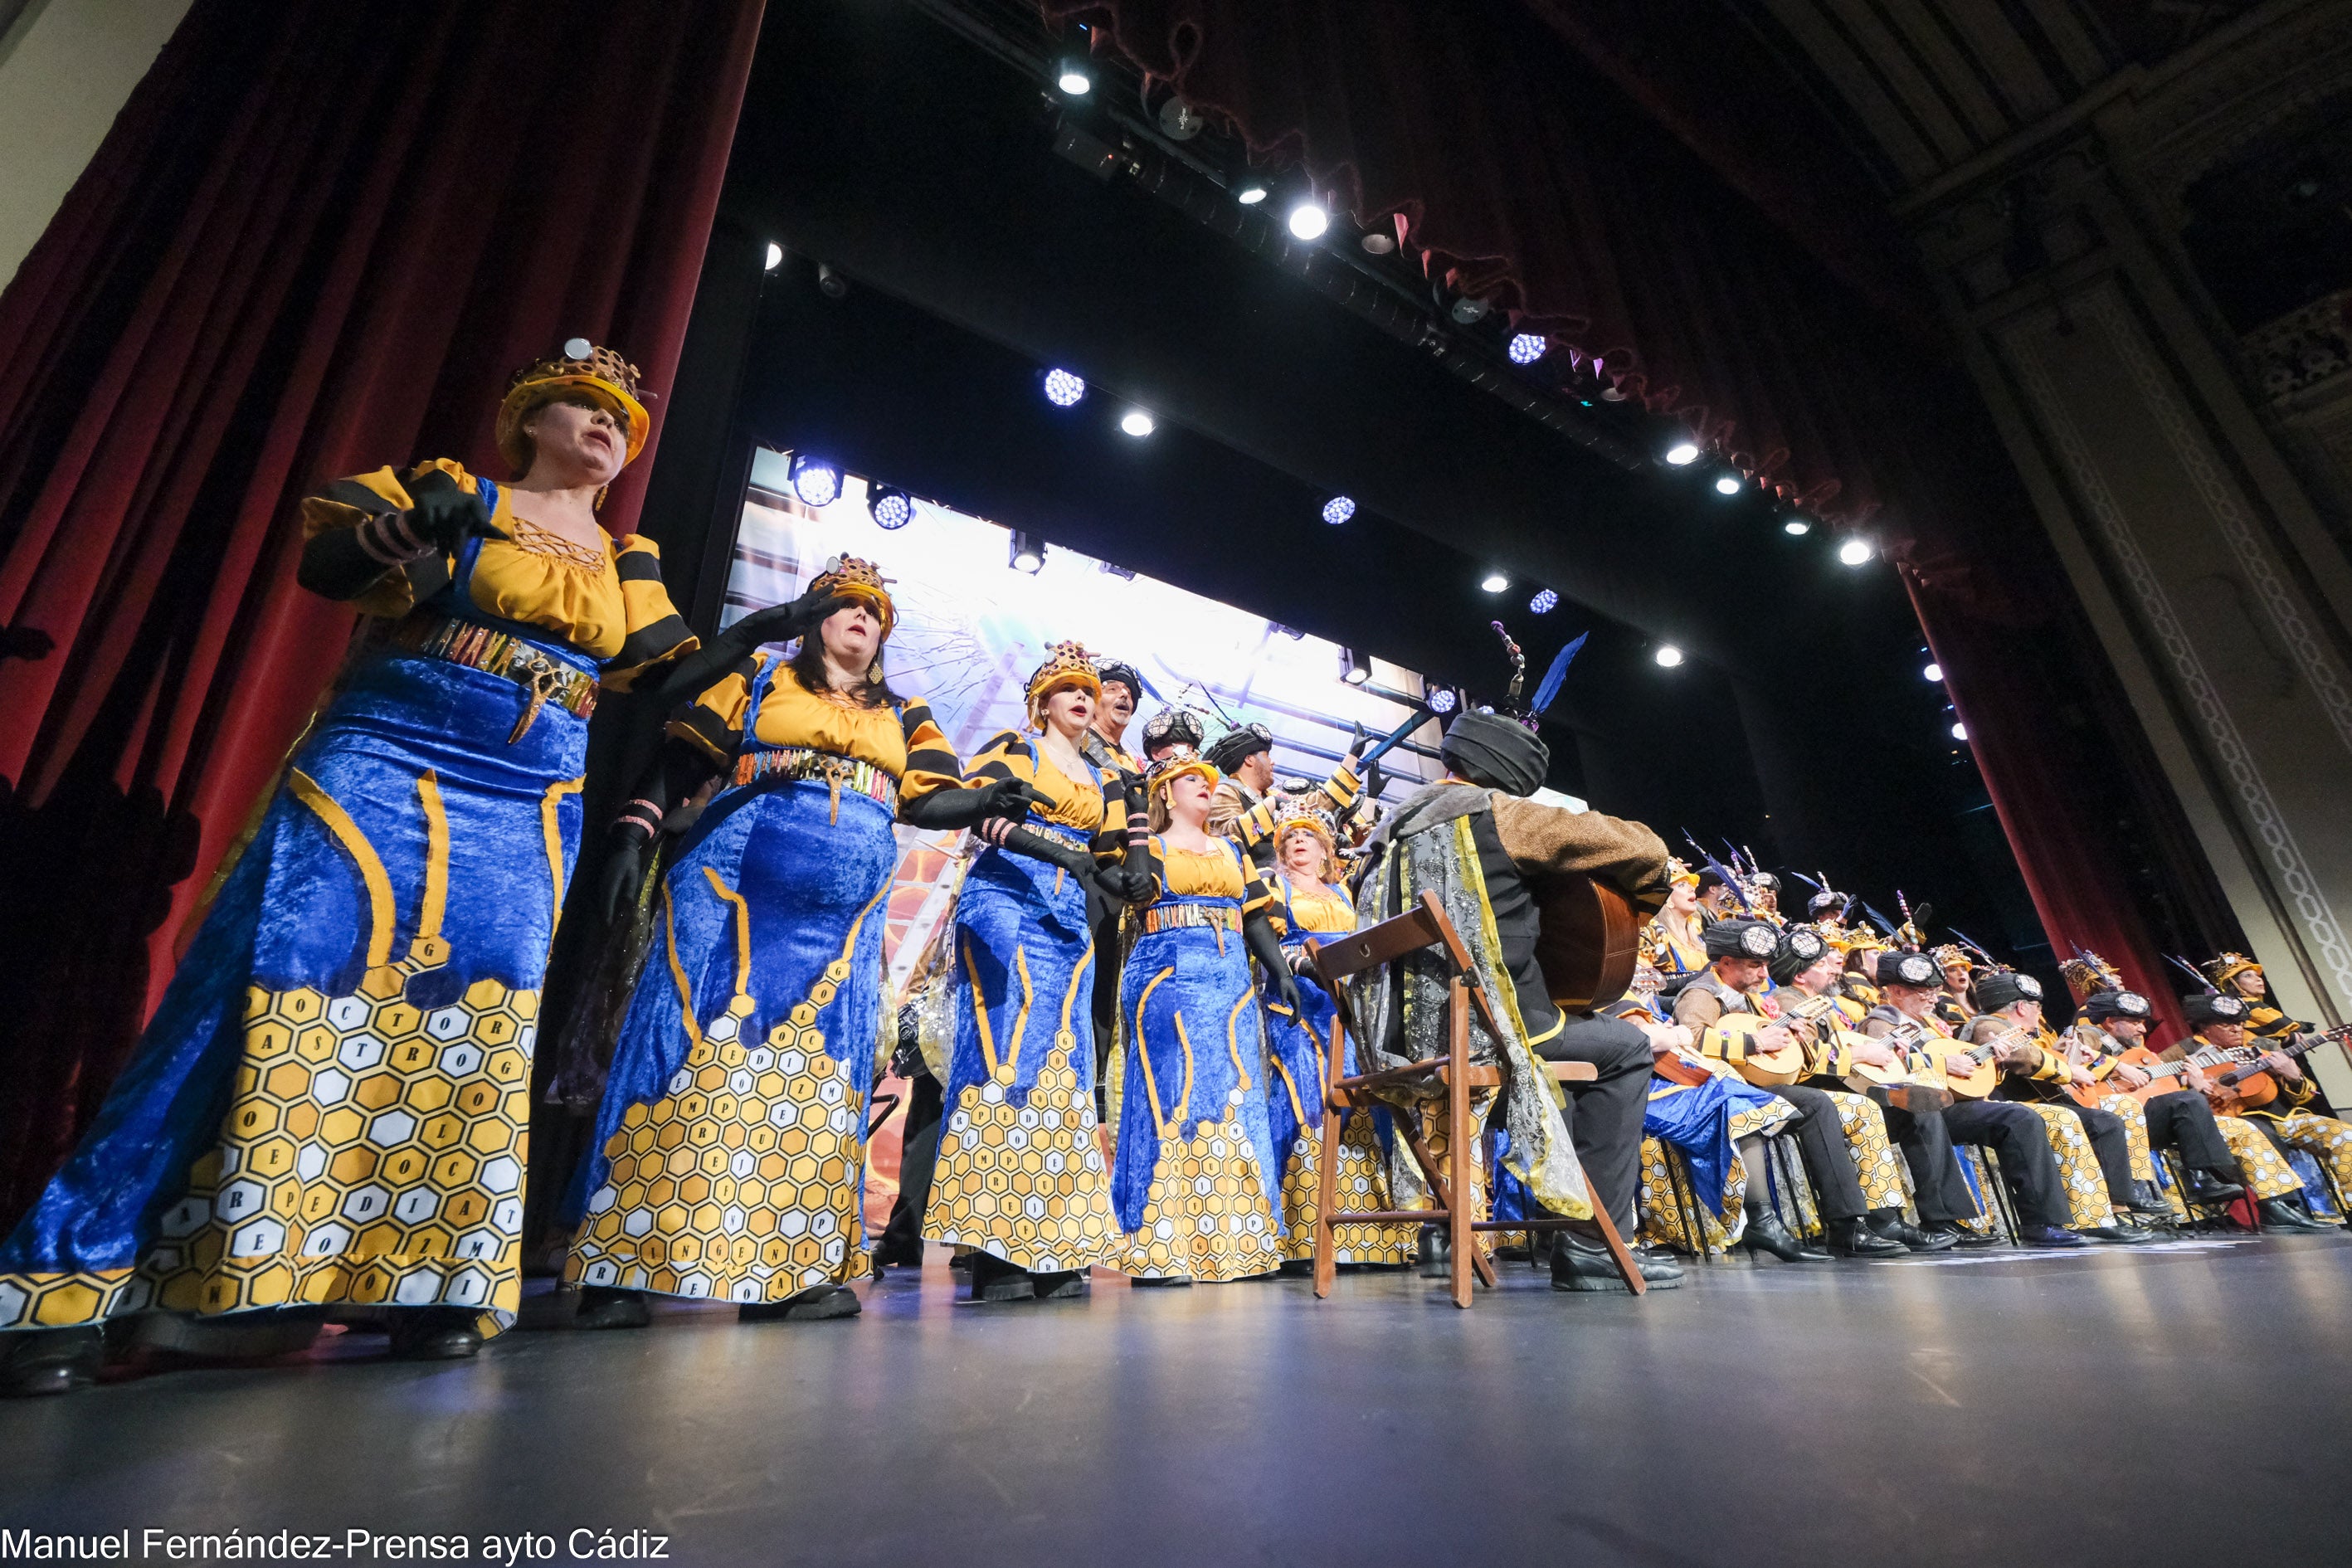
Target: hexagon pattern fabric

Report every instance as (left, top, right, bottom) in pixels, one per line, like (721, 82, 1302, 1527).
(1277, 1111, 1411, 1264)
(0, 976, 537, 1331)
(925, 1043, 1118, 1271)
(1112, 1108, 1285, 1281)
(567, 970, 870, 1302)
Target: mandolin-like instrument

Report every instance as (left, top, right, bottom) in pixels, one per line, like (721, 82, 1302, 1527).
(2203, 1025, 2352, 1113)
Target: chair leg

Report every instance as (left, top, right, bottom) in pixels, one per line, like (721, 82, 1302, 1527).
(1447, 977, 1474, 1309)
(1312, 1093, 1344, 1298)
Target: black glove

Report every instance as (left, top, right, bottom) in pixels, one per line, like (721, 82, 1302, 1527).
(402, 466, 507, 553)
(653, 587, 847, 705)
(1245, 910, 1303, 1015)
(1347, 721, 1371, 762)
(598, 822, 653, 928)
(898, 778, 1050, 831)
(1092, 864, 1152, 905)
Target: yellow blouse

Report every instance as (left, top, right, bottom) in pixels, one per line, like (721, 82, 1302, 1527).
(965, 730, 1119, 837)
(1277, 872, 1354, 935)
(1151, 836, 1275, 915)
(666, 654, 962, 803)
(300, 458, 695, 691)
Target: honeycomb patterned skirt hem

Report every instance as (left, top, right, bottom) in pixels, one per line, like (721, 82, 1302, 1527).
(567, 1020, 870, 1303)
(0, 976, 539, 1333)
(923, 1045, 1119, 1273)
(1277, 1111, 1411, 1264)
(1114, 1115, 1285, 1281)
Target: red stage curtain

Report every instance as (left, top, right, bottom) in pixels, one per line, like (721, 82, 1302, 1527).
(0, 0, 766, 1219)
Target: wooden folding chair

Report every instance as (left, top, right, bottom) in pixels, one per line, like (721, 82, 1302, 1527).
(1305, 890, 1646, 1306)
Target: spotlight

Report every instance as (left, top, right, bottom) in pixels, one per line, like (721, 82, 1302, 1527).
(789, 455, 840, 508)
(1009, 531, 1045, 574)
(1427, 687, 1458, 715)
(1342, 648, 1371, 686)
(1449, 296, 1492, 325)
(1042, 368, 1087, 407)
(1359, 231, 1397, 256)
(1236, 181, 1269, 205)
(1714, 475, 1743, 495)
(1287, 200, 1330, 241)
(1530, 588, 1559, 615)
(1269, 623, 1306, 640)
(1663, 441, 1701, 466)
(817, 263, 847, 300)
(1783, 517, 1813, 536)
(764, 242, 783, 271)
(1838, 538, 1874, 567)
(868, 486, 913, 531)
(1119, 410, 1156, 437)
(1158, 96, 1204, 139)
(1923, 662, 1944, 683)
(1480, 572, 1510, 593)
(1951, 721, 1969, 742)
(1322, 495, 1356, 526)
(1508, 334, 1547, 365)
(1654, 645, 1684, 668)
(1056, 59, 1093, 95)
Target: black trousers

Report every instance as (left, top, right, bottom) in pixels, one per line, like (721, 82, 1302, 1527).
(2143, 1088, 2238, 1174)
(876, 1071, 944, 1261)
(1936, 1098, 2071, 1229)
(1863, 1090, 1975, 1225)
(1531, 1014, 1653, 1236)
(1770, 1083, 1870, 1222)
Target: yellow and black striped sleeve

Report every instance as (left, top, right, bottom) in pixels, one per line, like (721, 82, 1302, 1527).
(298, 461, 462, 619)
(664, 652, 761, 766)
(2246, 1005, 2305, 1044)
(1090, 766, 1137, 864)
(1315, 758, 1361, 815)
(1240, 850, 1278, 923)
(895, 699, 964, 805)
(966, 729, 1042, 791)
(601, 535, 699, 693)
(1673, 986, 1762, 1063)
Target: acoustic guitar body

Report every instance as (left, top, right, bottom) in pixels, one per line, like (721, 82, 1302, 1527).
(1940, 1052, 1999, 1101)
(1734, 1049, 1806, 1089)
(2222, 1070, 2279, 1111)
(2064, 1046, 2179, 1110)
(1534, 872, 1643, 1015)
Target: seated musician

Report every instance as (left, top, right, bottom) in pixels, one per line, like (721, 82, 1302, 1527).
(1768, 928, 1969, 1252)
(1671, 918, 1906, 1259)
(1862, 952, 2084, 1246)
(2167, 991, 2337, 1230)
(2203, 953, 2352, 1210)
(1962, 971, 2154, 1243)
(1350, 712, 1680, 1293)
(2062, 981, 2247, 1217)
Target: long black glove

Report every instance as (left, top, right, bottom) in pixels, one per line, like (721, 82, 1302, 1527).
(597, 739, 719, 926)
(296, 466, 507, 600)
(650, 587, 848, 707)
(1245, 908, 1303, 1016)
(898, 778, 1049, 831)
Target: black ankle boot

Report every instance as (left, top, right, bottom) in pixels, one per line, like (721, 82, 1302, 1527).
(1825, 1217, 1908, 1257)
(1415, 1225, 1452, 1279)
(967, 1253, 1035, 1302)
(573, 1287, 650, 1330)
(1872, 1213, 1955, 1253)
(2, 1327, 105, 1397)
(741, 1283, 862, 1320)
(1743, 1211, 1828, 1262)
(2257, 1195, 2330, 1232)
(387, 1307, 483, 1361)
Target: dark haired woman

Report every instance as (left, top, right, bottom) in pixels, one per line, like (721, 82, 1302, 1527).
(1111, 748, 1298, 1283)
(923, 644, 1149, 1301)
(0, 345, 699, 1393)
(564, 558, 1036, 1325)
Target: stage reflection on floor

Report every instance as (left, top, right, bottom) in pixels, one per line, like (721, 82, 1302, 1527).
(8, 1235, 2351, 1567)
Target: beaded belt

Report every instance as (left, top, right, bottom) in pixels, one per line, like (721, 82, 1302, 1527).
(733, 747, 898, 823)
(392, 616, 597, 741)
(1143, 903, 1239, 935)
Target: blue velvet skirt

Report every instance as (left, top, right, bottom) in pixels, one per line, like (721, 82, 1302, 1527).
(923, 831, 1119, 1270)
(565, 778, 896, 1303)
(1111, 911, 1284, 1279)
(0, 649, 587, 1333)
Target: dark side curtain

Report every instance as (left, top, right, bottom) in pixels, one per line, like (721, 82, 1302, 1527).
(0, 0, 766, 1220)
(1045, 0, 2207, 1019)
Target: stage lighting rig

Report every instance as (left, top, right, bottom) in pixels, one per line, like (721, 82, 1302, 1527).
(1923, 662, 1943, 682)
(1782, 516, 1813, 536)
(1950, 722, 1969, 741)
(816, 263, 848, 300)
(1529, 588, 1559, 615)
(1056, 58, 1094, 95)
(1653, 645, 1685, 668)
(1041, 368, 1086, 407)
(1119, 410, 1156, 437)
(1480, 572, 1510, 593)
(1009, 531, 1045, 574)
(1838, 538, 1873, 567)
(1341, 649, 1371, 685)
(789, 455, 840, 508)
(1287, 200, 1330, 241)
(868, 486, 913, 531)
(1158, 95, 1204, 139)
(1714, 475, 1743, 495)
(1448, 295, 1492, 325)
(1508, 334, 1546, 364)
(1427, 687, 1458, 714)
(1234, 180, 1269, 205)
(763, 243, 783, 271)
(1322, 496, 1356, 525)
(1663, 441, 1701, 466)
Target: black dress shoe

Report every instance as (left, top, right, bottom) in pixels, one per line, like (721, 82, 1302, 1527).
(1873, 1215, 1956, 1253)
(1631, 1245, 1685, 1288)
(1, 1327, 105, 1398)
(1926, 1224, 2004, 1249)
(2128, 1181, 2175, 1217)
(870, 1239, 923, 1270)
(573, 1287, 650, 1330)
(2080, 1224, 2158, 1244)
(387, 1308, 483, 1361)
(1028, 1269, 1089, 1300)
(741, 1283, 862, 1320)
(1129, 1274, 1192, 1287)
(1549, 1232, 1678, 1291)
(1415, 1225, 1452, 1278)
(1825, 1218, 1908, 1257)
(1743, 1211, 1829, 1262)
(2018, 1225, 2084, 1247)
(1276, 1259, 1314, 1277)
(965, 1254, 1034, 1303)
(2184, 1170, 2247, 1205)
(2257, 1196, 2331, 1232)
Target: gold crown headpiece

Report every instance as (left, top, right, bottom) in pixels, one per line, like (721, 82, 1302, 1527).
(1270, 797, 1339, 859)
(806, 554, 896, 634)
(495, 338, 650, 474)
(1143, 743, 1219, 796)
(1931, 943, 1973, 972)
(1668, 856, 1698, 889)
(2203, 952, 2262, 990)
(2059, 948, 2123, 1003)
(1026, 640, 1103, 707)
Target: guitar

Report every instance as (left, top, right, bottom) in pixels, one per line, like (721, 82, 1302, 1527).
(1917, 1017, 2023, 1101)
(2059, 1030, 2227, 1109)
(1839, 1020, 1955, 1111)
(1719, 997, 1824, 1088)
(1532, 872, 1643, 1015)
(2206, 1025, 2352, 1112)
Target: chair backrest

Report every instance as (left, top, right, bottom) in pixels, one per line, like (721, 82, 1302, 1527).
(1305, 891, 1456, 986)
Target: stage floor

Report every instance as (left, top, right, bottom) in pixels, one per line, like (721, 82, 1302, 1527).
(8, 1234, 2350, 1566)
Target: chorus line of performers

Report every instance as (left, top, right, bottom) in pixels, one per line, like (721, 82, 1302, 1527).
(3, 343, 2348, 1399)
